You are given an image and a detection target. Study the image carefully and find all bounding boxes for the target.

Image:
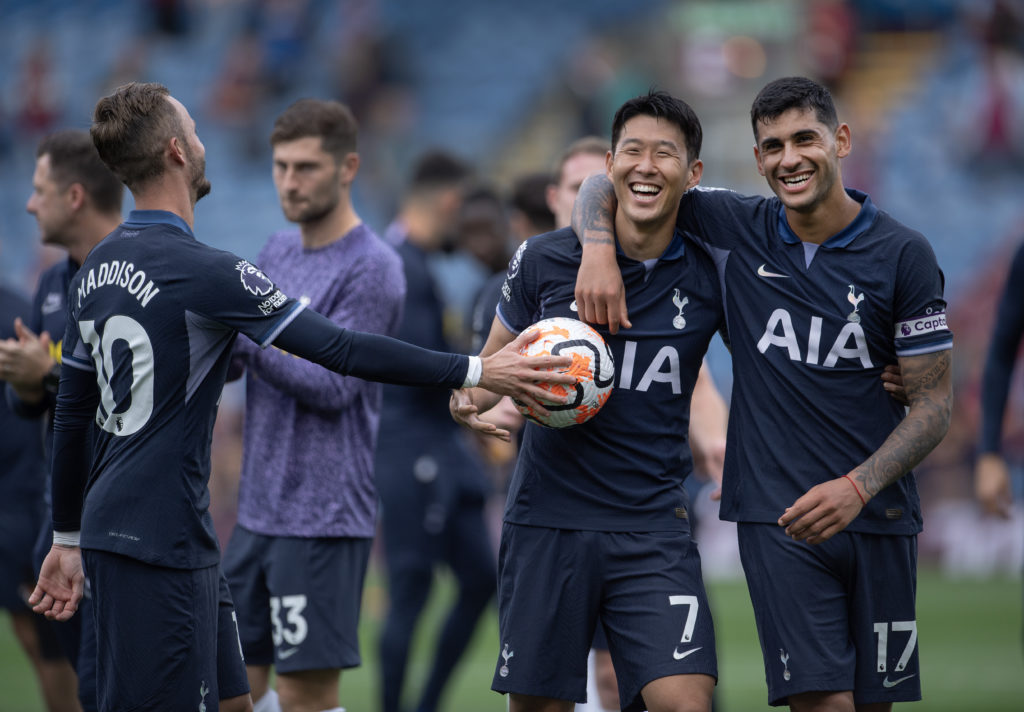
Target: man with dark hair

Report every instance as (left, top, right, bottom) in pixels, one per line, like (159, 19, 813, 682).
(508, 172, 555, 242)
(29, 82, 571, 711)
(573, 76, 953, 711)
(1, 128, 124, 712)
(221, 97, 403, 712)
(453, 90, 721, 712)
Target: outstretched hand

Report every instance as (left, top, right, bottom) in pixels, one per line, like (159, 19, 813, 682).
(478, 328, 575, 412)
(778, 476, 865, 545)
(29, 545, 84, 622)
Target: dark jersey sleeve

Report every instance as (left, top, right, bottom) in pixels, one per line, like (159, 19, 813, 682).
(979, 242, 1024, 453)
(50, 318, 99, 533)
(272, 308, 469, 389)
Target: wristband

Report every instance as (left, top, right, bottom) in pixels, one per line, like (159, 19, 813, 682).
(53, 531, 80, 548)
(462, 356, 482, 388)
(842, 475, 867, 506)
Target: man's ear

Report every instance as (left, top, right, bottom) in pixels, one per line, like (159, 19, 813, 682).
(753, 145, 766, 177)
(685, 159, 704, 190)
(339, 152, 360, 184)
(168, 135, 187, 166)
(66, 183, 86, 211)
(835, 123, 852, 159)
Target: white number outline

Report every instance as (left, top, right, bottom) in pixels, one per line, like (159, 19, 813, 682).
(873, 620, 917, 673)
(669, 594, 699, 645)
(79, 316, 155, 436)
(270, 594, 309, 647)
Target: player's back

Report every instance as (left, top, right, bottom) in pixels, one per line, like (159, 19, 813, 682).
(64, 211, 300, 568)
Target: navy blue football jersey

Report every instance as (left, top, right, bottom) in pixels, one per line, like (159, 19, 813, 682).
(51, 210, 472, 568)
(497, 227, 723, 532)
(52, 211, 308, 568)
(677, 188, 953, 534)
(0, 286, 46, 512)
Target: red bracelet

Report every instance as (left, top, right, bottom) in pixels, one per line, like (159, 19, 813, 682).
(843, 474, 867, 506)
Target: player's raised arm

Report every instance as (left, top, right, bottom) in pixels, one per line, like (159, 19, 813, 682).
(781, 348, 953, 544)
(571, 173, 631, 333)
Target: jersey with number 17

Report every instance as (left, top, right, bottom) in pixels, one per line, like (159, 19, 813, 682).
(677, 188, 952, 535)
(57, 210, 306, 569)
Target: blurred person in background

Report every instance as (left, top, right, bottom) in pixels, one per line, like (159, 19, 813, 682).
(0, 284, 79, 712)
(2, 129, 125, 712)
(222, 98, 404, 712)
(975, 240, 1024, 536)
(375, 151, 498, 712)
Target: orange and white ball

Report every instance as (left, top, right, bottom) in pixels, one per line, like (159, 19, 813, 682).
(513, 317, 614, 428)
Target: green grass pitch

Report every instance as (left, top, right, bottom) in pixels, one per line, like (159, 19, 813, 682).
(1, 567, 1020, 711)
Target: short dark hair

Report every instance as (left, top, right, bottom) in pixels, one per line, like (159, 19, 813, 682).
(552, 135, 608, 186)
(407, 150, 471, 194)
(37, 129, 123, 213)
(750, 77, 838, 138)
(270, 98, 358, 160)
(611, 90, 702, 163)
(510, 172, 555, 233)
(91, 82, 183, 191)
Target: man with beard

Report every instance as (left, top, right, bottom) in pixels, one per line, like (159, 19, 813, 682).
(29, 82, 574, 711)
(221, 98, 404, 712)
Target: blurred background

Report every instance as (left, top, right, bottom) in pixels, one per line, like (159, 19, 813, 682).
(1, 0, 1022, 709)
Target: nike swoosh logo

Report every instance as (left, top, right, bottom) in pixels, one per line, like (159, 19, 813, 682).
(569, 300, 578, 312)
(882, 673, 916, 688)
(757, 264, 790, 279)
(673, 645, 702, 660)
(278, 647, 300, 660)
(41, 293, 62, 314)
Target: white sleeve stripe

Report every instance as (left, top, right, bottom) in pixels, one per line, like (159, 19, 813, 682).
(258, 300, 307, 348)
(61, 356, 95, 372)
(895, 341, 953, 358)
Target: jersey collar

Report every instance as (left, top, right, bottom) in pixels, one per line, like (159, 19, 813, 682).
(616, 228, 686, 263)
(124, 209, 195, 238)
(776, 189, 876, 248)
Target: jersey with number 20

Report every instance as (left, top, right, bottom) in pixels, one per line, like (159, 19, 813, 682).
(54, 211, 306, 569)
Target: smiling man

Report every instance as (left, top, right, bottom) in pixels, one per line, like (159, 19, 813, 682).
(452, 90, 722, 712)
(221, 98, 405, 712)
(572, 76, 953, 712)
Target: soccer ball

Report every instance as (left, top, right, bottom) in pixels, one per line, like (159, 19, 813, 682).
(513, 317, 614, 428)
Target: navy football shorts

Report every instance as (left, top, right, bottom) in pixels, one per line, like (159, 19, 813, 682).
(83, 550, 219, 712)
(217, 570, 250, 700)
(0, 510, 40, 610)
(493, 523, 717, 712)
(222, 526, 371, 673)
(737, 522, 920, 706)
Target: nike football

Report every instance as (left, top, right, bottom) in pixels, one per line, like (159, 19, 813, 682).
(513, 316, 614, 428)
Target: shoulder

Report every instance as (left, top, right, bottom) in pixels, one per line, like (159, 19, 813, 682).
(349, 225, 403, 272)
(519, 228, 579, 264)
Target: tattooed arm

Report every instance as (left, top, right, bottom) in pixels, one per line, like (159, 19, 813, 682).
(571, 173, 632, 332)
(780, 349, 953, 544)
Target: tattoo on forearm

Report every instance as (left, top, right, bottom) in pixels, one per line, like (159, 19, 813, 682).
(572, 175, 616, 246)
(853, 350, 952, 498)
